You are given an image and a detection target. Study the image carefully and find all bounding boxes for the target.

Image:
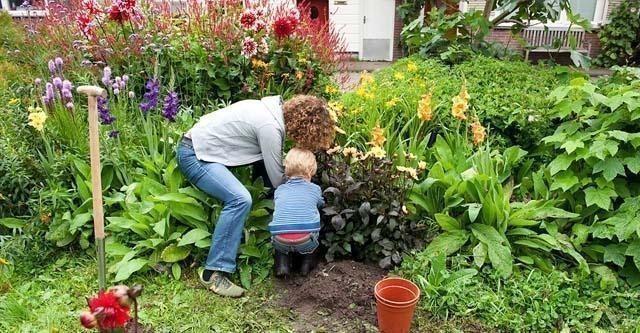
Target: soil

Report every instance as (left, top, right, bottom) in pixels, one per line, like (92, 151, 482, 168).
(125, 320, 153, 333)
(275, 260, 386, 333)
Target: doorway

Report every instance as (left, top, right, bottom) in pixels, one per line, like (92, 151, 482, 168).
(361, 0, 395, 61)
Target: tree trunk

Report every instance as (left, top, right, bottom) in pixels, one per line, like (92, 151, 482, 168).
(483, 0, 495, 19)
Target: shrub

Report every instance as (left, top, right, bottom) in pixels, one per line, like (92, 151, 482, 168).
(400, 253, 640, 332)
(595, 0, 640, 68)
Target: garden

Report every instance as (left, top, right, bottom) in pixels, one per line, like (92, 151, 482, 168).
(1, 0, 640, 332)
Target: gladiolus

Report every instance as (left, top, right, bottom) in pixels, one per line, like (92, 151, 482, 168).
(417, 93, 433, 122)
(368, 123, 386, 147)
(471, 119, 486, 146)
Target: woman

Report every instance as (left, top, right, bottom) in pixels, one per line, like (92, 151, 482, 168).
(177, 95, 334, 297)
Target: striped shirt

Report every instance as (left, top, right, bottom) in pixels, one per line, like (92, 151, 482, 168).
(268, 178, 324, 235)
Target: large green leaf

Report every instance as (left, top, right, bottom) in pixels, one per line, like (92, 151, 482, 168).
(625, 240, 640, 271)
(434, 213, 461, 231)
(0, 218, 27, 229)
(584, 187, 617, 210)
(593, 158, 626, 182)
(603, 244, 627, 267)
(550, 170, 579, 192)
(114, 258, 148, 282)
(178, 228, 211, 246)
(424, 230, 469, 258)
(548, 154, 574, 175)
(161, 244, 191, 263)
(471, 224, 512, 277)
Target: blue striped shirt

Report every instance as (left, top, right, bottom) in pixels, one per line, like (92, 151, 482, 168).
(268, 178, 324, 235)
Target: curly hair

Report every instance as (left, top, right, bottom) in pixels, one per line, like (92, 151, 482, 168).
(283, 95, 335, 151)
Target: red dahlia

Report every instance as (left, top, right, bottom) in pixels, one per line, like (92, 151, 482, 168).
(88, 291, 130, 329)
(273, 16, 298, 39)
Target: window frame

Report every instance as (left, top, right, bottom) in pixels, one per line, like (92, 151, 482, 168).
(1, 0, 48, 17)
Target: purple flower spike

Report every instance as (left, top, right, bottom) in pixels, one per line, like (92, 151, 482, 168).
(109, 130, 120, 138)
(44, 83, 55, 104)
(98, 96, 115, 125)
(55, 57, 63, 70)
(113, 88, 120, 95)
(139, 78, 160, 114)
(35, 78, 42, 86)
(62, 80, 72, 91)
(53, 77, 63, 90)
(62, 88, 73, 100)
(102, 67, 112, 86)
(66, 102, 74, 110)
(162, 91, 180, 122)
(48, 60, 56, 75)
(122, 75, 129, 83)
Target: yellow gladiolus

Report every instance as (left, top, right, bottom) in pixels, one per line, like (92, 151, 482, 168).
(368, 123, 386, 147)
(418, 93, 433, 122)
(28, 111, 47, 132)
(451, 96, 468, 121)
(471, 119, 486, 146)
(407, 62, 418, 72)
(394, 72, 405, 80)
(385, 97, 400, 108)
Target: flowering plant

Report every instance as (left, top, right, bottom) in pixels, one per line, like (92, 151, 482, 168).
(79, 285, 143, 332)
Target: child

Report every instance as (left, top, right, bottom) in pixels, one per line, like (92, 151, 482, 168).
(268, 148, 324, 277)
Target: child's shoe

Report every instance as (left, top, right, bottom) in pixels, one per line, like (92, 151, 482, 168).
(299, 251, 316, 277)
(275, 250, 291, 278)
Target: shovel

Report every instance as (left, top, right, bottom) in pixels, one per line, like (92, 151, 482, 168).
(77, 85, 108, 291)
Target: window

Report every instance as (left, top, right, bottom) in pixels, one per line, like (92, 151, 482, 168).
(570, 0, 598, 21)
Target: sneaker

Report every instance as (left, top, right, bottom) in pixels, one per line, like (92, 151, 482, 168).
(199, 270, 245, 298)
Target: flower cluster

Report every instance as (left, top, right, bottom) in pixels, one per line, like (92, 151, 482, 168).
(139, 78, 160, 114)
(107, 0, 140, 25)
(27, 106, 47, 132)
(40, 57, 74, 110)
(101, 67, 130, 96)
(471, 118, 486, 146)
(79, 285, 142, 331)
(98, 96, 115, 125)
(368, 123, 386, 147)
(417, 93, 433, 122)
(162, 91, 180, 122)
(273, 9, 300, 39)
(451, 84, 470, 121)
(239, 7, 270, 59)
(240, 8, 268, 32)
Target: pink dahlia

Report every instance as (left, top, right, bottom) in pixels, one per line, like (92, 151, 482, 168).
(240, 10, 257, 30)
(241, 36, 258, 58)
(273, 15, 298, 39)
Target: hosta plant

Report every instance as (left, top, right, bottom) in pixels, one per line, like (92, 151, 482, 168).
(409, 132, 584, 277)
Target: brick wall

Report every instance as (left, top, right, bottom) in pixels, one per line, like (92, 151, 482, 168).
(393, 0, 404, 60)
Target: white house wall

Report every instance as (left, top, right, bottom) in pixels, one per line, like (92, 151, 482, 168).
(329, 0, 361, 53)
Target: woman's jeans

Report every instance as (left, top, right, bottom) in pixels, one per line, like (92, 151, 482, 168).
(272, 232, 320, 255)
(177, 138, 261, 273)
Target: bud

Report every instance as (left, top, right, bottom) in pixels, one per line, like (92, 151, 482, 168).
(108, 285, 131, 307)
(79, 311, 97, 329)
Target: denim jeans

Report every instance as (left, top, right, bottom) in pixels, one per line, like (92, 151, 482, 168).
(176, 138, 252, 273)
(272, 232, 319, 255)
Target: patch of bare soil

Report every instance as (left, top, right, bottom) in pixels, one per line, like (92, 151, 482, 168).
(275, 260, 386, 333)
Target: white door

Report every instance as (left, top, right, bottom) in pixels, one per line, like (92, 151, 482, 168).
(360, 0, 395, 61)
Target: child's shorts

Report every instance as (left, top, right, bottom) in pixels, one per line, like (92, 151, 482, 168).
(272, 232, 319, 254)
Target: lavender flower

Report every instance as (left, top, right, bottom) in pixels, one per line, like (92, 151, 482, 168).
(98, 96, 115, 125)
(66, 102, 74, 110)
(102, 67, 112, 87)
(139, 78, 160, 114)
(109, 130, 120, 138)
(43, 83, 55, 104)
(35, 78, 42, 86)
(48, 60, 56, 75)
(62, 80, 72, 91)
(55, 57, 63, 71)
(122, 75, 129, 83)
(53, 77, 63, 90)
(113, 88, 120, 95)
(162, 91, 180, 122)
(62, 88, 72, 100)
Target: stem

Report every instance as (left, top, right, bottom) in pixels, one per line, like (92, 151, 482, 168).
(133, 298, 138, 333)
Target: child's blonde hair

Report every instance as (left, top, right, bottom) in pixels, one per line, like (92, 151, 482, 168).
(285, 148, 317, 178)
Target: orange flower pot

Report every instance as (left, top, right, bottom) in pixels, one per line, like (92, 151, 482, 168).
(374, 277, 420, 333)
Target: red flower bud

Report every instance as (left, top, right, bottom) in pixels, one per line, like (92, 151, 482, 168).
(80, 311, 97, 329)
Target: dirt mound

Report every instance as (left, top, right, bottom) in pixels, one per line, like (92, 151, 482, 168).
(276, 260, 387, 332)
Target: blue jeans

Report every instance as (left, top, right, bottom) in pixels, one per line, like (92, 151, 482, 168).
(272, 232, 320, 255)
(176, 138, 252, 273)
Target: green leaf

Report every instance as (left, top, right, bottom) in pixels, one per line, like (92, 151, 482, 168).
(592, 265, 618, 290)
(423, 230, 469, 258)
(624, 155, 640, 174)
(161, 244, 191, 263)
(178, 228, 211, 246)
(467, 204, 482, 223)
(434, 213, 460, 231)
(608, 130, 630, 142)
(593, 158, 625, 181)
(153, 193, 199, 204)
(114, 258, 148, 282)
(473, 242, 487, 268)
(0, 218, 27, 229)
(571, 224, 590, 250)
(548, 154, 574, 175)
(239, 265, 252, 289)
(603, 244, 627, 267)
(560, 140, 584, 154)
(171, 263, 182, 280)
(584, 187, 617, 210)
(471, 224, 512, 277)
(550, 170, 579, 192)
(625, 240, 640, 271)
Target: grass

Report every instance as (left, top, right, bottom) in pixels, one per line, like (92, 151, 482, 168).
(0, 250, 291, 332)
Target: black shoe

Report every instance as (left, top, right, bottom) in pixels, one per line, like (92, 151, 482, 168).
(299, 251, 316, 277)
(275, 250, 290, 278)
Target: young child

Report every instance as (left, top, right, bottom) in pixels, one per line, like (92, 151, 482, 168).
(268, 148, 324, 277)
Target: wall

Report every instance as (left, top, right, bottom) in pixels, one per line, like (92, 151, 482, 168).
(329, 0, 361, 53)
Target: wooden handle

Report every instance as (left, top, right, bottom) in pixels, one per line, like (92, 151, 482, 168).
(77, 86, 105, 239)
